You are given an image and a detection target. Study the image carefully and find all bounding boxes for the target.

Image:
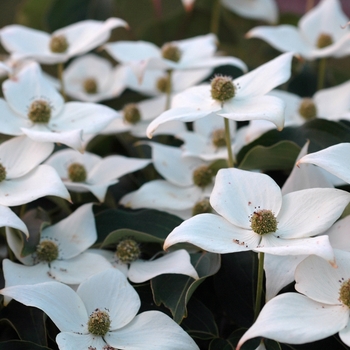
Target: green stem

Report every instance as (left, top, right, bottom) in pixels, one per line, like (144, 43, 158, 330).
(57, 62, 67, 101)
(165, 69, 173, 110)
(210, 0, 221, 36)
(317, 57, 327, 91)
(224, 117, 234, 168)
(254, 252, 265, 321)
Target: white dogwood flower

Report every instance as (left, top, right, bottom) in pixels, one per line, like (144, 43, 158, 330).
(246, 0, 350, 60)
(0, 62, 118, 151)
(0, 18, 127, 64)
(0, 269, 200, 349)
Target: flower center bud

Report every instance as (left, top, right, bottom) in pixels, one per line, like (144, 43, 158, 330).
(212, 128, 226, 147)
(250, 209, 278, 235)
(0, 163, 6, 182)
(49, 35, 69, 53)
(316, 33, 333, 49)
(156, 76, 171, 93)
(192, 198, 212, 216)
(161, 43, 181, 62)
(298, 98, 317, 120)
(36, 240, 59, 262)
(116, 239, 140, 264)
(83, 78, 98, 94)
(192, 165, 213, 188)
(123, 104, 141, 125)
(28, 100, 51, 123)
(68, 163, 87, 182)
(88, 309, 111, 336)
(211, 76, 235, 102)
(339, 279, 350, 308)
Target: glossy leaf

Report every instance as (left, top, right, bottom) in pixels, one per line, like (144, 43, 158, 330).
(238, 141, 300, 171)
(151, 252, 221, 323)
(181, 298, 219, 340)
(95, 208, 183, 243)
(0, 301, 47, 346)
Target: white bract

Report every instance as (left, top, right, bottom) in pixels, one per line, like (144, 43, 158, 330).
(177, 113, 237, 161)
(181, 0, 278, 23)
(63, 54, 129, 102)
(164, 168, 350, 262)
(237, 249, 350, 348)
(91, 248, 199, 283)
(0, 62, 118, 151)
(45, 148, 151, 202)
(0, 269, 200, 350)
(246, 0, 350, 60)
(146, 52, 294, 138)
(104, 33, 247, 80)
(120, 142, 214, 219)
(4, 203, 111, 295)
(297, 143, 350, 185)
(0, 17, 127, 64)
(0, 135, 70, 206)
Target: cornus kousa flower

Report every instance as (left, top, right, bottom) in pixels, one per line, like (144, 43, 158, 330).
(164, 168, 350, 263)
(146, 52, 294, 138)
(104, 33, 247, 80)
(0, 135, 70, 206)
(63, 54, 129, 102)
(0, 17, 127, 64)
(177, 113, 238, 161)
(45, 148, 151, 202)
(90, 248, 198, 283)
(181, 0, 278, 23)
(3, 203, 111, 297)
(0, 269, 200, 350)
(0, 62, 118, 151)
(297, 143, 350, 185)
(120, 142, 215, 219)
(246, 0, 350, 60)
(237, 249, 350, 348)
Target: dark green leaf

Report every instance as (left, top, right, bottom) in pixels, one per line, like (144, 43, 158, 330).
(209, 338, 235, 350)
(151, 252, 220, 323)
(237, 119, 350, 165)
(0, 301, 47, 346)
(94, 208, 183, 243)
(238, 141, 300, 171)
(213, 252, 258, 328)
(182, 297, 219, 340)
(0, 340, 52, 350)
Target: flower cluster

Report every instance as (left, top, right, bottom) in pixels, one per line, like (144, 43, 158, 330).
(0, 0, 350, 349)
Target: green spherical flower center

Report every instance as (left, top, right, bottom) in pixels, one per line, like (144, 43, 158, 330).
(49, 35, 69, 53)
(123, 104, 141, 125)
(68, 163, 87, 182)
(192, 198, 212, 216)
(28, 100, 51, 124)
(161, 43, 181, 62)
(250, 209, 278, 235)
(316, 33, 333, 49)
(339, 279, 350, 308)
(298, 98, 317, 120)
(156, 76, 171, 93)
(211, 76, 235, 102)
(192, 165, 213, 188)
(0, 163, 6, 182)
(83, 78, 98, 94)
(88, 309, 111, 336)
(36, 240, 59, 262)
(116, 239, 140, 264)
(212, 128, 226, 148)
